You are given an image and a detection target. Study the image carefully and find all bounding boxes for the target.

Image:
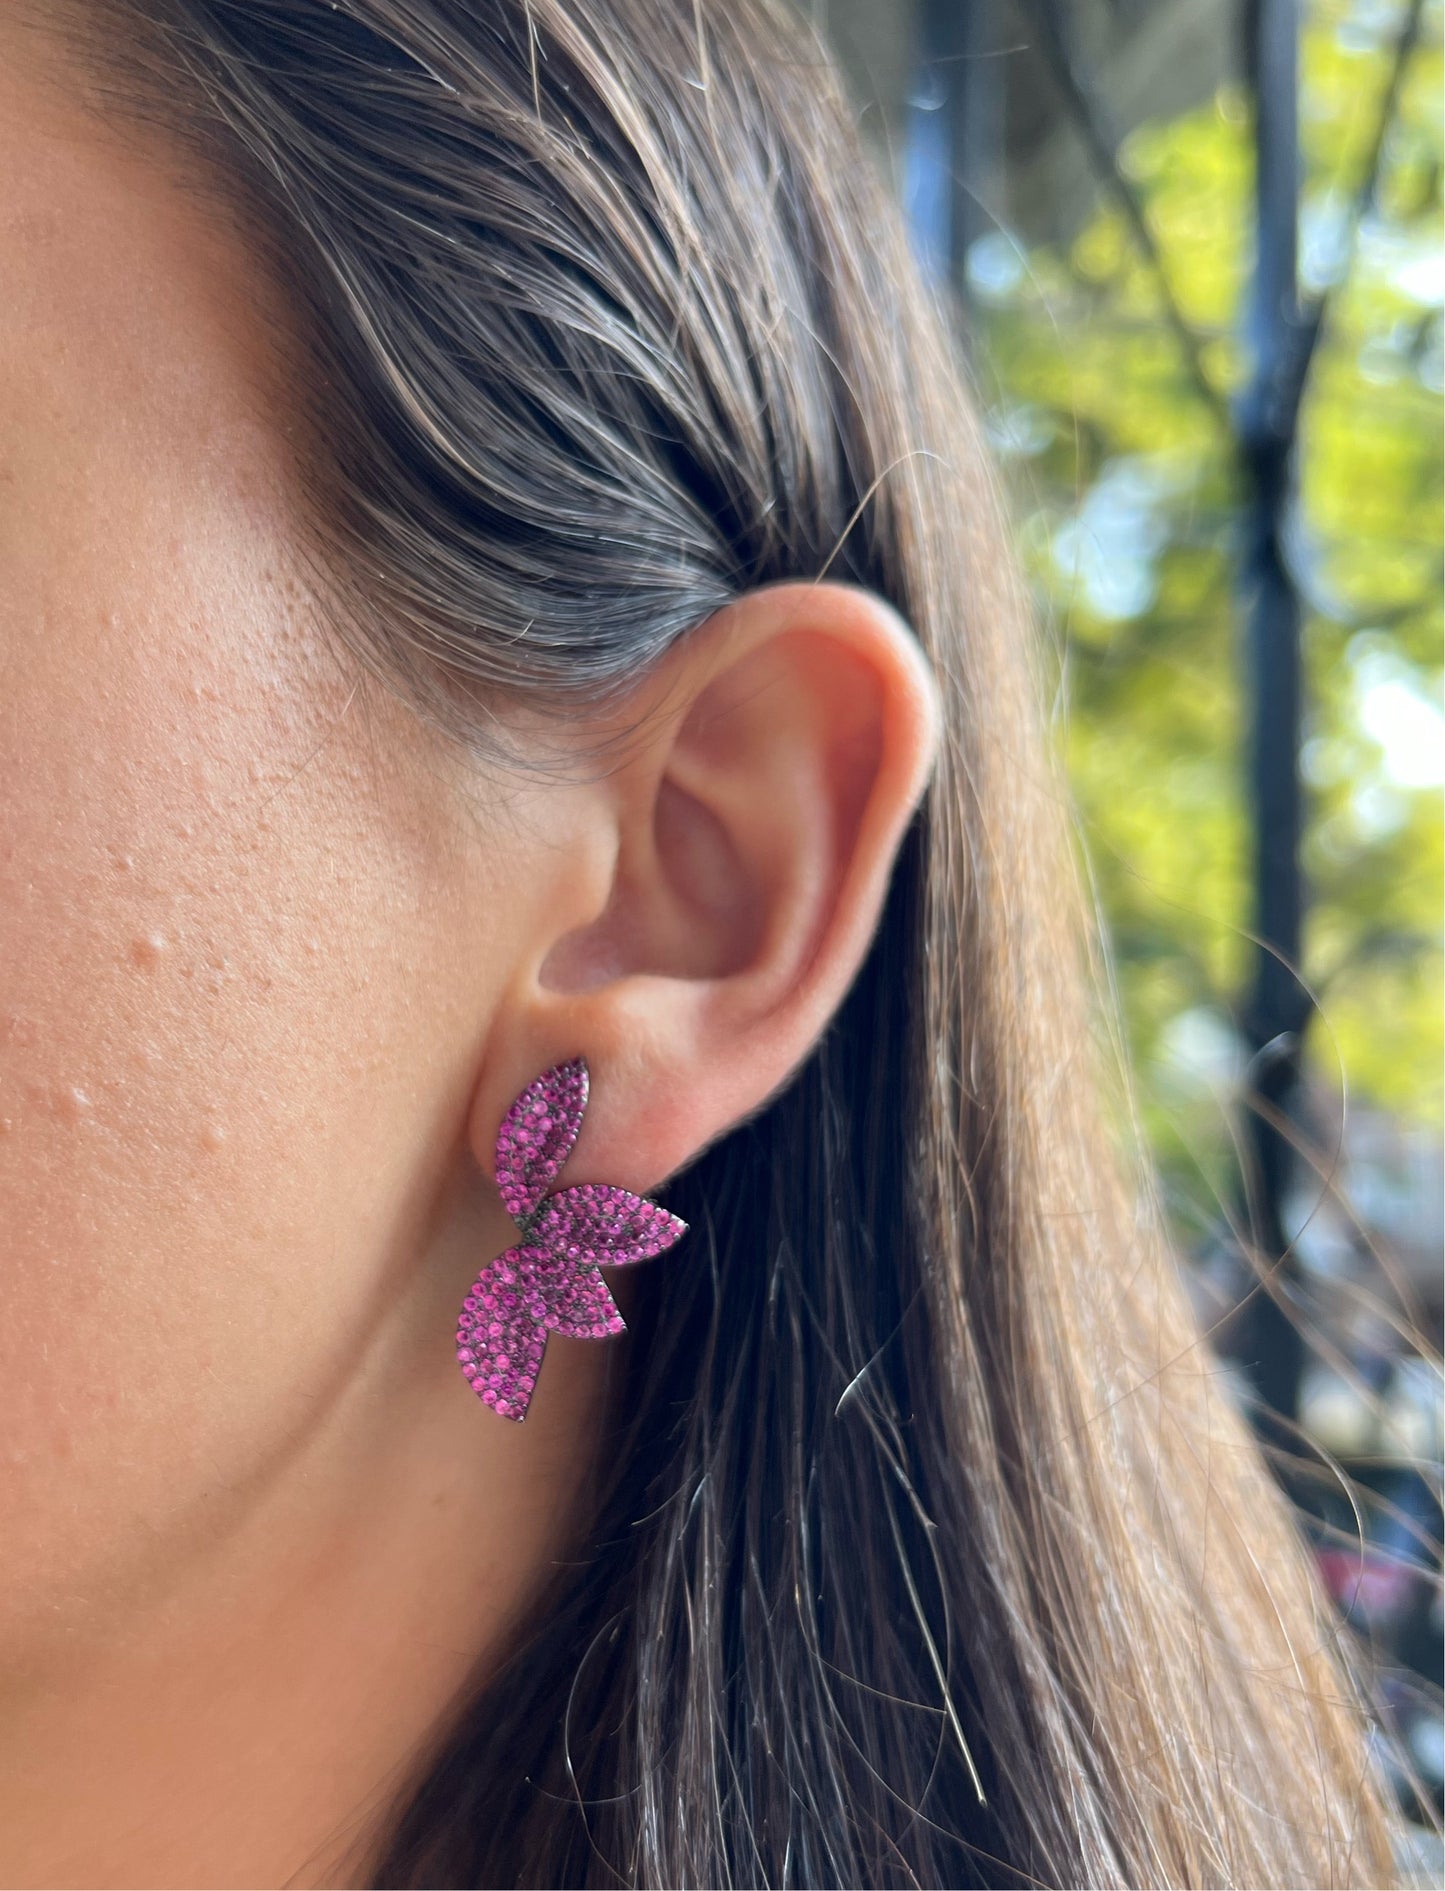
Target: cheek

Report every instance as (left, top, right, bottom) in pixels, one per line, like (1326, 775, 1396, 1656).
(0, 452, 492, 1632)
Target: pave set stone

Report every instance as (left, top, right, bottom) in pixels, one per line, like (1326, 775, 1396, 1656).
(456, 1057, 687, 1421)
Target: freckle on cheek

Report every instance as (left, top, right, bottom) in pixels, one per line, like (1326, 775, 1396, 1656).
(128, 932, 169, 970)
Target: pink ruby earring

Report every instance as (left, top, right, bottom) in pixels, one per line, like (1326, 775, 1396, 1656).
(455, 1057, 687, 1421)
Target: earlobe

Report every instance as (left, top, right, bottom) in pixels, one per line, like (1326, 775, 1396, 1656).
(481, 581, 939, 1203)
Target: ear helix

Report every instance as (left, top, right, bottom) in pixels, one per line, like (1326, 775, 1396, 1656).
(454, 1058, 688, 1421)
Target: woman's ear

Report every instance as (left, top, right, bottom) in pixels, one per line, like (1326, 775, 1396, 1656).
(469, 581, 939, 1194)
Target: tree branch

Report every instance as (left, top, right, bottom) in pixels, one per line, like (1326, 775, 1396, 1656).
(1279, 0, 1427, 436)
(1021, 0, 1232, 428)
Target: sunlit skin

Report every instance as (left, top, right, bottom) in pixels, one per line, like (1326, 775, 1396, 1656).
(0, 20, 938, 1888)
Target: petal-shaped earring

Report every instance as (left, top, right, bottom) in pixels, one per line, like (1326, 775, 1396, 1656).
(455, 1057, 688, 1421)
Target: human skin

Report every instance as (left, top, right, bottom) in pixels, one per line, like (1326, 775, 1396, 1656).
(0, 20, 938, 1888)
(0, 30, 624, 1886)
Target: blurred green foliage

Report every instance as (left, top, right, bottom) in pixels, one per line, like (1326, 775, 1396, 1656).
(966, 0, 1443, 1225)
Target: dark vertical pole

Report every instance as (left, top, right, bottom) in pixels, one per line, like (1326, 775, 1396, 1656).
(941, 0, 998, 296)
(906, 0, 997, 303)
(1235, 0, 1307, 1430)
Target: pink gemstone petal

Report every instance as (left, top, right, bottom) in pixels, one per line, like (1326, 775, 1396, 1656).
(456, 1246, 549, 1421)
(535, 1256, 627, 1340)
(532, 1185, 688, 1268)
(493, 1057, 589, 1222)
(469, 1061, 692, 1423)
